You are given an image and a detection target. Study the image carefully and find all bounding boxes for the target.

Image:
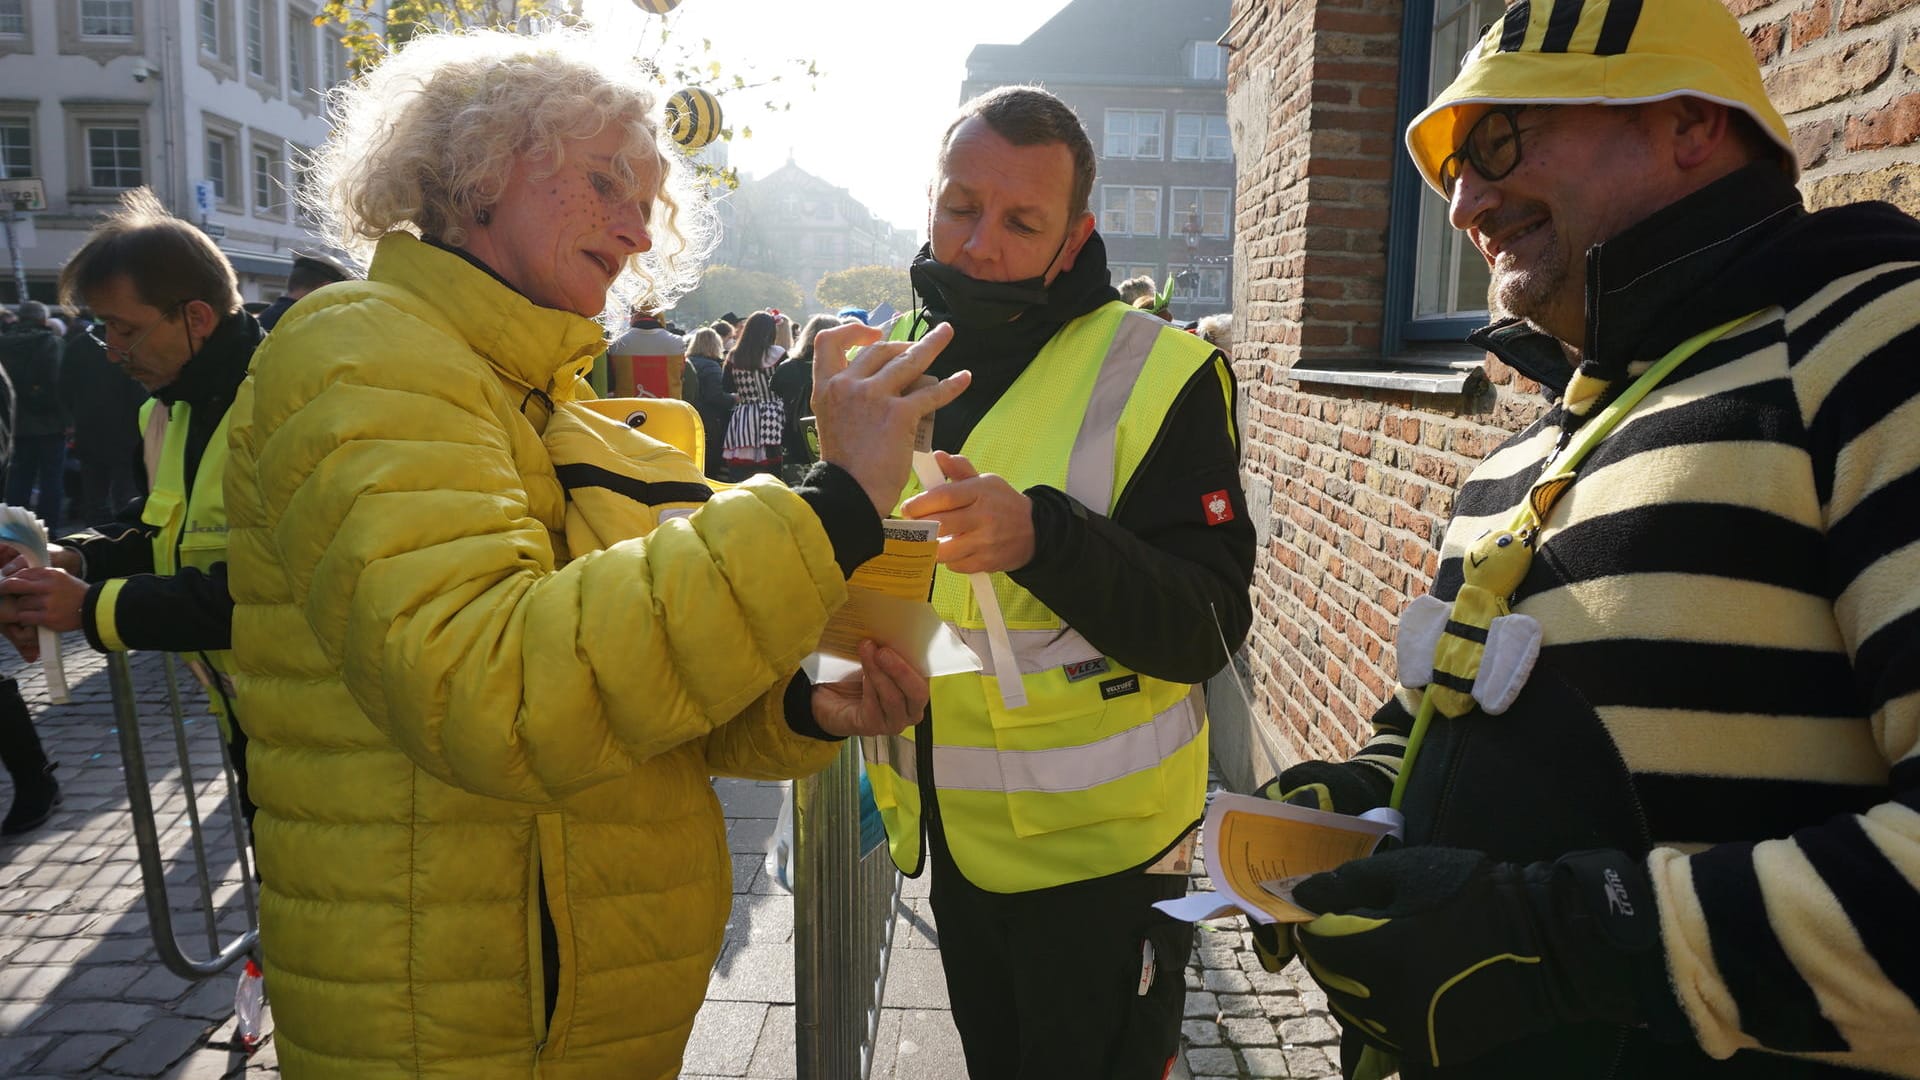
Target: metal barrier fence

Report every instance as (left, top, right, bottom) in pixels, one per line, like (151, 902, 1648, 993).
(106, 651, 259, 981)
(792, 741, 901, 1080)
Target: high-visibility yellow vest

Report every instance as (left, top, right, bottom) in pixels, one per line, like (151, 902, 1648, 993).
(94, 399, 238, 732)
(863, 301, 1220, 892)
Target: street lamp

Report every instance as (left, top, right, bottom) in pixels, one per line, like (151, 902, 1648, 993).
(1182, 203, 1201, 310)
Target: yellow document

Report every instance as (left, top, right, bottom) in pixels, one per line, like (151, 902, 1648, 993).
(803, 519, 982, 684)
(1154, 793, 1399, 925)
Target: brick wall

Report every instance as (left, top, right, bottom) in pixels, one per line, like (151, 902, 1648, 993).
(1219, 0, 1553, 784)
(1218, 0, 1914, 788)
(1738, 0, 1920, 213)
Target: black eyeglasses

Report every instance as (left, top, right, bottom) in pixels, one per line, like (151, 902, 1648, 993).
(86, 303, 183, 360)
(1438, 105, 1557, 198)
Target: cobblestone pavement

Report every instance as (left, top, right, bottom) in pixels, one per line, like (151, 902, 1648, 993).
(1180, 831, 1345, 1080)
(1, 642, 1344, 1079)
(0, 640, 276, 1079)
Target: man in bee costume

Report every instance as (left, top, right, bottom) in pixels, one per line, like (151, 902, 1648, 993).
(1254, 1, 1920, 1078)
(796, 85, 1255, 1078)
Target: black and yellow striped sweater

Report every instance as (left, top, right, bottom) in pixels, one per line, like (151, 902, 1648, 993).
(1345, 165, 1920, 1078)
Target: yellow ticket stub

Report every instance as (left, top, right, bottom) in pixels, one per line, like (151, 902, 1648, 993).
(849, 518, 939, 601)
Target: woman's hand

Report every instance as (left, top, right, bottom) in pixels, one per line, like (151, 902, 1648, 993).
(810, 322, 970, 516)
(810, 640, 930, 739)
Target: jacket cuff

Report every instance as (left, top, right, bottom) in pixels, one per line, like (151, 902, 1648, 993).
(84, 579, 125, 653)
(793, 461, 884, 579)
(1010, 484, 1081, 583)
(782, 671, 843, 742)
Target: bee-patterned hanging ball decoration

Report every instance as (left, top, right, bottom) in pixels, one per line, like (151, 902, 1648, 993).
(631, 0, 684, 13)
(665, 87, 723, 150)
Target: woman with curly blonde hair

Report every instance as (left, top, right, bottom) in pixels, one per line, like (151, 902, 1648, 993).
(225, 26, 965, 1079)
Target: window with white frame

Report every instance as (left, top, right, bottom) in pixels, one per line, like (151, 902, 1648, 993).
(1117, 264, 1160, 287)
(288, 8, 313, 96)
(1409, 0, 1503, 324)
(0, 0, 25, 36)
(81, 0, 135, 37)
(290, 143, 316, 221)
(1188, 41, 1226, 81)
(252, 144, 283, 214)
(205, 133, 229, 203)
(1103, 110, 1163, 160)
(1191, 266, 1227, 302)
(1100, 185, 1161, 238)
(0, 118, 31, 178)
(204, 118, 241, 208)
(1170, 188, 1230, 239)
(1174, 114, 1232, 162)
(85, 124, 143, 189)
(197, 0, 219, 53)
(324, 31, 348, 87)
(245, 0, 267, 79)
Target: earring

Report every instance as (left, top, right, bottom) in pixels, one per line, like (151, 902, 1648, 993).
(475, 208, 492, 226)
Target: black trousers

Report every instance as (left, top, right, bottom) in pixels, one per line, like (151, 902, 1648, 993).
(927, 823, 1191, 1080)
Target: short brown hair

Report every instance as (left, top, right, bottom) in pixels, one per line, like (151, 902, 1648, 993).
(941, 86, 1095, 220)
(59, 188, 241, 314)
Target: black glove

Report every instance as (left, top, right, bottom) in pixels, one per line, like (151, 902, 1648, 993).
(1247, 761, 1397, 974)
(1291, 846, 1670, 1072)
(1256, 759, 1393, 816)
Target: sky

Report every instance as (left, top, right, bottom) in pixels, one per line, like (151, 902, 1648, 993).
(579, 0, 1077, 238)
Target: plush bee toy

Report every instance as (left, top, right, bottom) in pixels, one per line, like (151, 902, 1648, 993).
(665, 87, 723, 150)
(1394, 527, 1542, 717)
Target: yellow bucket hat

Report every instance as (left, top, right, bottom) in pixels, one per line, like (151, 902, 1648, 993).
(1406, 0, 1795, 196)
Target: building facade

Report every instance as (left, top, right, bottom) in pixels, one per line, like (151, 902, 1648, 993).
(1214, 0, 1920, 788)
(711, 158, 917, 310)
(0, 0, 351, 303)
(960, 0, 1234, 323)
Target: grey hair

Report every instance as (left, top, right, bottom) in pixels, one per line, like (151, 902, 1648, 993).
(304, 26, 716, 319)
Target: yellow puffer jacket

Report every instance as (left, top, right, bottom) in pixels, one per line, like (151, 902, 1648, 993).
(225, 232, 844, 1079)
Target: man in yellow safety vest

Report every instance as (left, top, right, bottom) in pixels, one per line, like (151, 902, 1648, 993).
(0, 187, 267, 828)
(796, 86, 1255, 1078)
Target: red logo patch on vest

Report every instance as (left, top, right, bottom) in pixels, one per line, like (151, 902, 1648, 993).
(1202, 490, 1234, 526)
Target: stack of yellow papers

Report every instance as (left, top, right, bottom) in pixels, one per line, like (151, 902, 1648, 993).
(1154, 793, 1399, 924)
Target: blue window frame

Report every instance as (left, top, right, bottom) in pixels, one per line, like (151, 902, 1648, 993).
(1383, 0, 1509, 356)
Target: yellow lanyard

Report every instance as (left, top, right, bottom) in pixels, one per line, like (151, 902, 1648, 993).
(1388, 310, 1761, 810)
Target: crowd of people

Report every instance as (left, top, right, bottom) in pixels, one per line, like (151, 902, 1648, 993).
(0, 1, 1915, 1078)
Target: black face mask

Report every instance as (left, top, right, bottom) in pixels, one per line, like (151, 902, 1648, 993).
(908, 231, 1072, 333)
(910, 257, 1048, 332)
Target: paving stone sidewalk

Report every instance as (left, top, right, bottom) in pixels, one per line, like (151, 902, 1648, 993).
(0, 640, 275, 1079)
(1, 642, 1344, 1079)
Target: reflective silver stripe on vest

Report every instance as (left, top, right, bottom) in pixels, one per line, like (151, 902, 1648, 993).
(864, 687, 1203, 795)
(1063, 310, 1165, 513)
(862, 732, 917, 784)
(956, 626, 1102, 679)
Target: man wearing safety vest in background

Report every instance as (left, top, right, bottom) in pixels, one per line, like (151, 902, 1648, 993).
(0, 187, 262, 829)
(797, 85, 1255, 1078)
(1254, 2, 1920, 1078)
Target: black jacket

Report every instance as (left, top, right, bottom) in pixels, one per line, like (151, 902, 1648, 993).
(0, 326, 65, 438)
(59, 323, 148, 465)
(686, 353, 730, 478)
(69, 311, 262, 656)
(769, 355, 815, 467)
